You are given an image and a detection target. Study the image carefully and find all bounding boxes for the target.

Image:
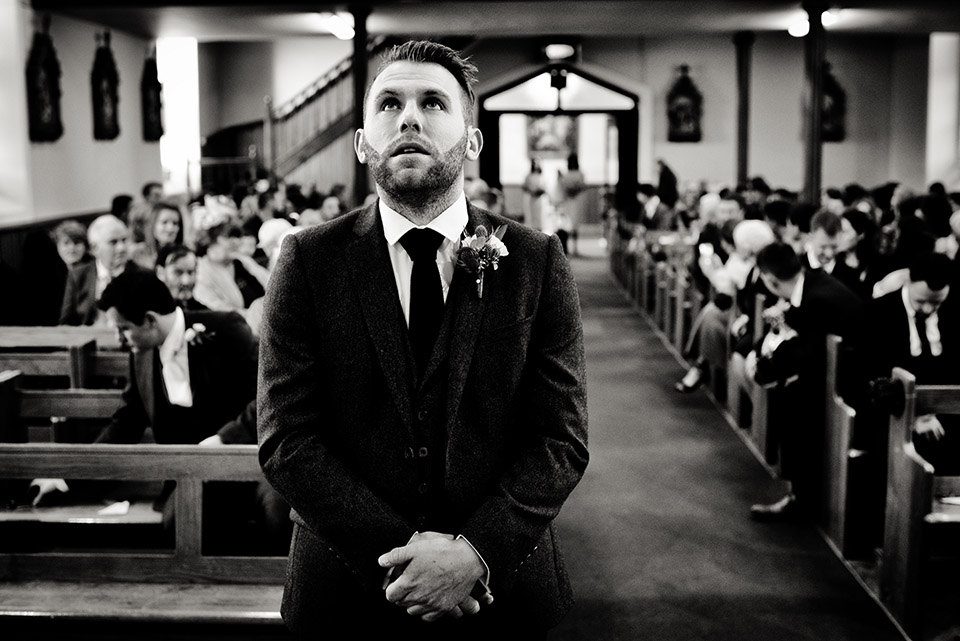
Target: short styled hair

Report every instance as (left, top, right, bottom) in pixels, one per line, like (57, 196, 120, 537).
(810, 210, 843, 237)
(52, 220, 88, 246)
(908, 252, 951, 291)
(97, 266, 176, 325)
(157, 243, 195, 268)
(364, 40, 479, 121)
(756, 241, 802, 281)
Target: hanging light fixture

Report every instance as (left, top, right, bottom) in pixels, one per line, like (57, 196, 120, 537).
(316, 12, 354, 40)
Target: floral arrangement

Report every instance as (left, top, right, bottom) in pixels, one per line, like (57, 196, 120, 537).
(184, 323, 211, 346)
(456, 224, 508, 299)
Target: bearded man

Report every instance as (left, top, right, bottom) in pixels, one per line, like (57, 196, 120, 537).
(257, 41, 589, 639)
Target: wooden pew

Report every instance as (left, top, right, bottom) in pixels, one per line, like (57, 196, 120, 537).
(820, 334, 869, 558)
(0, 369, 287, 635)
(0, 443, 287, 636)
(880, 368, 960, 638)
(0, 326, 128, 387)
(0, 370, 123, 442)
(0, 443, 286, 584)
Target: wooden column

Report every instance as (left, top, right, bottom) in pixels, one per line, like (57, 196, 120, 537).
(734, 31, 755, 187)
(352, 5, 370, 204)
(802, 2, 827, 204)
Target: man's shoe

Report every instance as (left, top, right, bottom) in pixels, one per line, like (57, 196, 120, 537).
(750, 494, 802, 522)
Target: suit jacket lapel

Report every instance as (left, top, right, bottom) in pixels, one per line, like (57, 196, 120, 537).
(134, 348, 157, 426)
(346, 205, 416, 436)
(441, 205, 491, 424)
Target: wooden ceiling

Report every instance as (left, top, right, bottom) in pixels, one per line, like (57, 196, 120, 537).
(30, 1, 960, 42)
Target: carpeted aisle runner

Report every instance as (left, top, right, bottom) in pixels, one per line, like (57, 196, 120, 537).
(549, 240, 903, 641)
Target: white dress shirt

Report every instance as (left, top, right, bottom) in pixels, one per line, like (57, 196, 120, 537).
(901, 285, 943, 357)
(158, 307, 193, 407)
(379, 196, 467, 327)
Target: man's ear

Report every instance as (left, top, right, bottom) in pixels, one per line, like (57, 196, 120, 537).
(143, 311, 160, 328)
(465, 127, 483, 161)
(354, 129, 368, 165)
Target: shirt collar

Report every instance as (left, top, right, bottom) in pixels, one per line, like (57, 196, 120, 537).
(790, 272, 805, 307)
(96, 259, 112, 281)
(159, 307, 187, 360)
(379, 194, 468, 247)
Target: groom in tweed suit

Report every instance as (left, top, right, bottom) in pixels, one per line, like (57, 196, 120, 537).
(258, 41, 588, 638)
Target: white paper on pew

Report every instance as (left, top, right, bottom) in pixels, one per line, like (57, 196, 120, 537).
(98, 501, 130, 515)
(939, 497, 960, 506)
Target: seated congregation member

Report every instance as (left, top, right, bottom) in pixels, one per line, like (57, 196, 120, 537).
(803, 210, 864, 296)
(156, 244, 207, 311)
(19, 219, 91, 325)
(59, 214, 144, 326)
(33, 269, 290, 554)
(676, 219, 774, 392)
(130, 201, 188, 269)
(747, 242, 863, 521)
(194, 214, 270, 317)
(867, 252, 959, 474)
(127, 181, 165, 243)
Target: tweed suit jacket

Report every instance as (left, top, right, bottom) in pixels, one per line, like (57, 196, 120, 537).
(257, 202, 589, 631)
(96, 310, 259, 444)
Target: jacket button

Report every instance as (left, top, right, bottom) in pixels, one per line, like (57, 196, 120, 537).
(418, 483, 429, 494)
(418, 447, 429, 458)
(403, 447, 415, 460)
(417, 409, 429, 422)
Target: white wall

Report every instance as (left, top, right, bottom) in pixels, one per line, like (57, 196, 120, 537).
(888, 36, 930, 191)
(198, 37, 352, 136)
(0, 0, 33, 223)
(473, 33, 931, 197)
(24, 11, 161, 222)
(272, 37, 351, 106)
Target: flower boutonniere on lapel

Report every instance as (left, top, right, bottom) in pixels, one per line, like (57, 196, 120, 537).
(184, 323, 212, 347)
(456, 224, 509, 299)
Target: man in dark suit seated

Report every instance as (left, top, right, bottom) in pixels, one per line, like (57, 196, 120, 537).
(746, 242, 864, 521)
(867, 252, 958, 473)
(803, 209, 864, 297)
(155, 244, 208, 311)
(59, 214, 137, 326)
(258, 40, 589, 638)
(35, 268, 290, 554)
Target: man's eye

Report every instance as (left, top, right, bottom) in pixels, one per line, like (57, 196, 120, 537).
(380, 99, 400, 111)
(424, 98, 444, 110)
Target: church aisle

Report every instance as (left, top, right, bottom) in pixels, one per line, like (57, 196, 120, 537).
(549, 239, 903, 641)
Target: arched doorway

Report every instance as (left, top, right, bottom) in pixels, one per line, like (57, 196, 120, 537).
(478, 61, 640, 221)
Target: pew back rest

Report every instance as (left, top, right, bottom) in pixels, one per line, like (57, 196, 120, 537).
(0, 370, 123, 441)
(0, 326, 128, 387)
(0, 442, 285, 584)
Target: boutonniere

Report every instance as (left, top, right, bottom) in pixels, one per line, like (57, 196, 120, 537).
(184, 323, 212, 346)
(456, 224, 509, 299)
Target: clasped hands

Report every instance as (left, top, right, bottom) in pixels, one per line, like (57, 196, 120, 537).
(379, 531, 492, 622)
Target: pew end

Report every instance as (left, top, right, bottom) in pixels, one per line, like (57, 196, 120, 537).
(880, 368, 960, 639)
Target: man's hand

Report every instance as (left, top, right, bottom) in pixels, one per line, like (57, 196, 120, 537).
(914, 414, 945, 440)
(29, 478, 69, 506)
(379, 531, 486, 621)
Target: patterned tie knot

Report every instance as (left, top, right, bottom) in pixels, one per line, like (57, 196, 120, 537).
(400, 228, 444, 263)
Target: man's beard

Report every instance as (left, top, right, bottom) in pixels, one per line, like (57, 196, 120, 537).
(362, 133, 467, 210)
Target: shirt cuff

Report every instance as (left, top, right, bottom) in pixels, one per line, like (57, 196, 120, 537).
(456, 533, 491, 595)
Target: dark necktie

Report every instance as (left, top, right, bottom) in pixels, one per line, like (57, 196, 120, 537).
(915, 311, 932, 357)
(399, 228, 445, 378)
